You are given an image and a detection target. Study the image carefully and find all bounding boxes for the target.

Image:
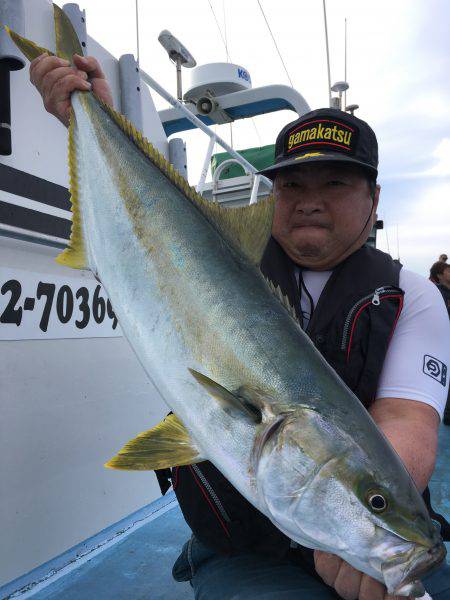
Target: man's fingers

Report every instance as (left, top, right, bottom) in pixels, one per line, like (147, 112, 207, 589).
(30, 55, 69, 88)
(29, 52, 48, 77)
(47, 73, 91, 103)
(41, 67, 88, 100)
(73, 54, 106, 80)
(43, 73, 90, 120)
(333, 561, 363, 600)
(313, 550, 342, 587)
(358, 574, 386, 600)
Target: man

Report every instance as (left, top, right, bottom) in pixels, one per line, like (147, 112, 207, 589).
(429, 260, 450, 426)
(30, 54, 450, 600)
(430, 261, 450, 317)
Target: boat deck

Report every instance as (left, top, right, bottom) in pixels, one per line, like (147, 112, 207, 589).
(10, 426, 450, 599)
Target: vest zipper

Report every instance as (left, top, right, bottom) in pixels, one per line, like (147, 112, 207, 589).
(340, 286, 402, 351)
(191, 464, 232, 523)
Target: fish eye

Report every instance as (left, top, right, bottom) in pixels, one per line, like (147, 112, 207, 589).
(367, 492, 388, 512)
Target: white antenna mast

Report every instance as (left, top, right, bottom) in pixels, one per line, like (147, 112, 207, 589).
(384, 226, 391, 256)
(396, 224, 401, 261)
(344, 18, 347, 109)
(323, 0, 332, 107)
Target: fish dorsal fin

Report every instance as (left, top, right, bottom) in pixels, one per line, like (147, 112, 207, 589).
(263, 276, 301, 325)
(96, 97, 275, 266)
(189, 369, 262, 423)
(105, 414, 203, 471)
(56, 112, 88, 269)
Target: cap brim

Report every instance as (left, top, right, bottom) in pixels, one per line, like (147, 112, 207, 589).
(258, 152, 378, 179)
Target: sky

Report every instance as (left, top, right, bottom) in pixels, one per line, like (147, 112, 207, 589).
(57, 0, 450, 275)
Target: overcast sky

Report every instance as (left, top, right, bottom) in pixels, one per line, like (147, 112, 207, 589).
(61, 0, 449, 276)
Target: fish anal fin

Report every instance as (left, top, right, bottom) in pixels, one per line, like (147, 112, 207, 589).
(189, 368, 262, 423)
(55, 111, 88, 269)
(105, 414, 202, 471)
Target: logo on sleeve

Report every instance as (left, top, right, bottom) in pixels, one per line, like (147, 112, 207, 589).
(423, 355, 447, 386)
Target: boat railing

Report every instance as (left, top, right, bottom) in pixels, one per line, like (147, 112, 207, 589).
(139, 68, 272, 203)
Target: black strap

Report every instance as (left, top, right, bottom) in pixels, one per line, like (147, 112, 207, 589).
(423, 486, 450, 541)
(154, 411, 174, 495)
(297, 267, 315, 330)
(155, 467, 173, 495)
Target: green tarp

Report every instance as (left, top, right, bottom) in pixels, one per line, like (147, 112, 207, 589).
(211, 144, 275, 180)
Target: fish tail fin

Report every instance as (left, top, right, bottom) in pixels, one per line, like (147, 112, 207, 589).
(5, 5, 87, 269)
(55, 111, 88, 269)
(4, 3, 83, 63)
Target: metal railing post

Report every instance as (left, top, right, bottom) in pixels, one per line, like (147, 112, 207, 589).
(249, 174, 262, 205)
(196, 137, 216, 194)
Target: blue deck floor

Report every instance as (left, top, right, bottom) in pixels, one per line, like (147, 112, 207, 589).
(28, 426, 450, 599)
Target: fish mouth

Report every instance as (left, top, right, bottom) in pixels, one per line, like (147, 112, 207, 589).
(382, 541, 447, 596)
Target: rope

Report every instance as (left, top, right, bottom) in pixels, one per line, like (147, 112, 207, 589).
(206, 0, 263, 149)
(323, 0, 332, 106)
(222, 0, 230, 63)
(207, 0, 231, 62)
(256, 0, 294, 88)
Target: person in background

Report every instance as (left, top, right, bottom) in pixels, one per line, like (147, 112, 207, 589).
(430, 261, 450, 425)
(430, 261, 450, 317)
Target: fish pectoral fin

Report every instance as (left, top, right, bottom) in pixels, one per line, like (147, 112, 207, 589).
(105, 414, 203, 471)
(4, 4, 83, 62)
(189, 369, 262, 423)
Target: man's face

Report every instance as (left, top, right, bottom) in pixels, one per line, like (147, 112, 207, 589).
(272, 163, 379, 270)
(438, 266, 450, 289)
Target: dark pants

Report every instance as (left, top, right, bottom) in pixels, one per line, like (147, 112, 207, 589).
(173, 537, 450, 599)
(443, 388, 450, 425)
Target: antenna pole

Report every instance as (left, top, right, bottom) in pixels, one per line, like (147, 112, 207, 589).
(344, 18, 347, 110)
(135, 0, 140, 66)
(396, 223, 400, 261)
(323, 0, 332, 107)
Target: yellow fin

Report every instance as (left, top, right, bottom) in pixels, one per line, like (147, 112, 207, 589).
(55, 111, 88, 269)
(105, 414, 202, 471)
(4, 4, 82, 63)
(189, 369, 262, 423)
(53, 3, 83, 61)
(96, 96, 275, 266)
(3, 25, 53, 62)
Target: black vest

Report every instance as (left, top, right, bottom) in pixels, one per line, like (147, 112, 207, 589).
(159, 241, 449, 558)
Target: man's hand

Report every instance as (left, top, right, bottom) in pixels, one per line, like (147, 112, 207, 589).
(314, 550, 411, 600)
(29, 53, 114, 127)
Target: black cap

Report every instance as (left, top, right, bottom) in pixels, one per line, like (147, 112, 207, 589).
(259, 108, 378, 179)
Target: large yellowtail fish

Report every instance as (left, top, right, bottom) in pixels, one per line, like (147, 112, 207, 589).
(6, 6, 446, 596)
